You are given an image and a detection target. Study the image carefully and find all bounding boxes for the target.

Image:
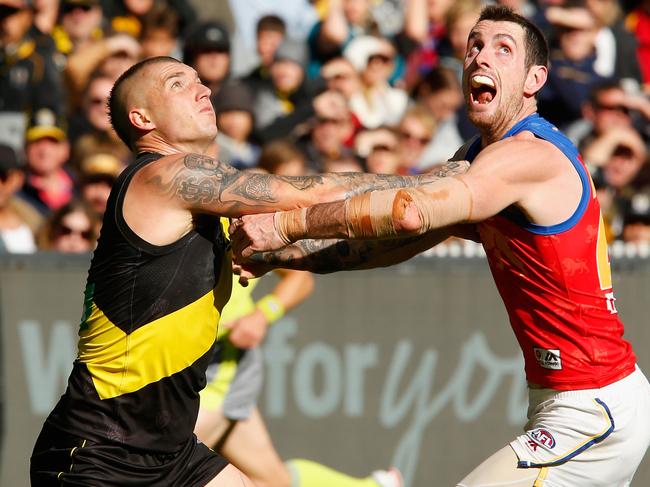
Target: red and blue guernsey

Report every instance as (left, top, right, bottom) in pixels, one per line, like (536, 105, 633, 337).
(464, 113, 636, 390)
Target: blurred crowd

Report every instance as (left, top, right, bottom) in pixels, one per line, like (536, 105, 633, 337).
(1, 0, 650, 255)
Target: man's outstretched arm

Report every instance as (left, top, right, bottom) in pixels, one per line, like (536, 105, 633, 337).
(140, 153, 470, 217)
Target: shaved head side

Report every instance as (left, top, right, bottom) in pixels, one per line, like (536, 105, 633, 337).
(108, 56, 182, 150)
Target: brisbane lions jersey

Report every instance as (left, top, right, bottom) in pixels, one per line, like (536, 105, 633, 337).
(464, 113, 636, 390)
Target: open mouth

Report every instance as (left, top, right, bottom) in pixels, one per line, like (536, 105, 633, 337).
(470, 75, 497, 105)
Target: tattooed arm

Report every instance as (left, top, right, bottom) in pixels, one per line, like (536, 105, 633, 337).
(240, 228, 457, 275)
(140, 153, 470, 217)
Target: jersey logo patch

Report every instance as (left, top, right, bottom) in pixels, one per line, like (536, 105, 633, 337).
(527, 428, 556, 450)
(534, 348, 562, 370)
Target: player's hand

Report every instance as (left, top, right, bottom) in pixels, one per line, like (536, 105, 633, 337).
(223, 311, 268, 348)
(232, 261, 272, 286)
(229, 214, 287, 258)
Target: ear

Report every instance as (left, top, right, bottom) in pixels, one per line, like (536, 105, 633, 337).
(128, 108, 155, 132)
(524, 65, 547, 98)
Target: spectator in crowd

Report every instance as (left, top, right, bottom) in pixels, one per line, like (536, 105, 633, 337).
(296, 90, 356, 172)
(307, 0, 380, 77)
(0, 0, 66, 150)
(400, 0, 454, 88)
(354, 126, 401, 174)
(0, 144, 37, 253)
(33, 0, 61, 35)
(183, 20, 231, 101)
(538, 4, 607, 129)
(52, 0, 104, 57)
(625, 0, 650, 93)
(213, 81, 260, 170)
(322, 155, 364, 172)
(105, 0, 196, 39)
(242, 14, 286, 92)
(586, 0, 642, 86)
(36, 198, 99, 252)
(70, 72, 131, 168)
(257, 139, 308, 176)
(344, 35, 408, 128)
(139, 2, 180, 58)
(593, 126, 648, 240)
(64, 32, 141, 109)
(571, 82, 650, 168)
(395, 104, 436, 173)
(253, 38, 324, 142)
(622, 191, 650, 243)
(413, 66, 467, 163)
(18, 107, 76, 216)
(321, 55, 361, 101)
(78, 152, 121, 216)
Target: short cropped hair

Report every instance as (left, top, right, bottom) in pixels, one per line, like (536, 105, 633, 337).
(108, 56, 181, 150)
(477, 5, 549, 70)
(256, 15, 286, 36)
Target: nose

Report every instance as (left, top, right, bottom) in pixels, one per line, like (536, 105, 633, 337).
(197, 82, 211, 101)
(472, 46, 492, 69)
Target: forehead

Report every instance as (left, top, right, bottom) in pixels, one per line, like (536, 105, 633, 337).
(469, 20, 525, 43)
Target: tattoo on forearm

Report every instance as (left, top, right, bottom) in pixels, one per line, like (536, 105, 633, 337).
(249, 234, 429, 273)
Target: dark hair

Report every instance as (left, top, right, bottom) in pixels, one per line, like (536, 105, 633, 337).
(108, 56, 181, 150)
(477, 5, 549, 70)
(256, 14, 286, 35)
(258, 139, 305, 174)
(588, 80, 624, 105)
(140, 3, 180, 38)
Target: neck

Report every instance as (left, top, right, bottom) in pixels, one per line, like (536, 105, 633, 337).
(479, 103, 537, 147)
(136, 134, 216, 157)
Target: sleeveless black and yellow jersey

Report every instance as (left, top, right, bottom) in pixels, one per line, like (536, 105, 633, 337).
(46, 152, 232, 453)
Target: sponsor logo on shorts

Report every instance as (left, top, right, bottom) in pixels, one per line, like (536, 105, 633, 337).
(534, 347, 562, 370)
(527, 428, 556, 450)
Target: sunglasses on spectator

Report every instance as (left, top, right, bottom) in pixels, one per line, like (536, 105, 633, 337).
(370, 144, 396, 153)
(88, 97, 108, 106)
(325, 73, 354, 82)
(400, 131, 430, 145)
(316, 116, 346, 125)
(367, 54, 393, 65)
(594, 103, 629, 115)
(57, 225, 93, 240)
(62, 4, 93, 14)
(0, 171, 10, 183)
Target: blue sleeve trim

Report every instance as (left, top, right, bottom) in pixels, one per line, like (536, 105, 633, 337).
(500, 114, 592, 235)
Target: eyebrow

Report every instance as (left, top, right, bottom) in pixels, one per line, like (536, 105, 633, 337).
(468, 31, 518, 45)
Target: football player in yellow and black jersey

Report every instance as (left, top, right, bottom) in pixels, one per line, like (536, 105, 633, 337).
(29, 56, 453, 486)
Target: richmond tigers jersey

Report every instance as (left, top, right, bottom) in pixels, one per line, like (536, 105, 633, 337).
(46, 152, 232, 452)
(464, 114, 636, 390)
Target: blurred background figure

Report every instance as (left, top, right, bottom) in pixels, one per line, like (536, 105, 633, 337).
(52, 0, 104, 57)
(344, 35, 407, 128)
(36, 198, 99, 253)
(321, 56, 361, 101)
(354, 126, 401, 174)
(212, 81, 260, 170)
(585, 0, 642, 87)
(0, 0, 65, 151)
(592, 126, 648, 241)
(396, 104, 436, 174)
(539, 3, 606, 129)
(622, 191, 650, 243)
(257, 139, 308, 177)
(0, 144, 37, 253)
(104, 0, 196, 40)
(18, 108, 75, 217)
(296, 90, 356, 172)
(183, 20, 231, 99)
(253, 38, 324, 143)
(78, 152, 121, 217)
(625, 0, 650, 93)
(139, 2, 181, 58)
(412, 66, 467, 163)
(69, 71, 132, 168)
(242, 14, 286, 92)
(307, 0, 380, 77)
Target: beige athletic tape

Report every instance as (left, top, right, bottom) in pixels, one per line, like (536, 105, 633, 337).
(274, 207, 307, 245)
